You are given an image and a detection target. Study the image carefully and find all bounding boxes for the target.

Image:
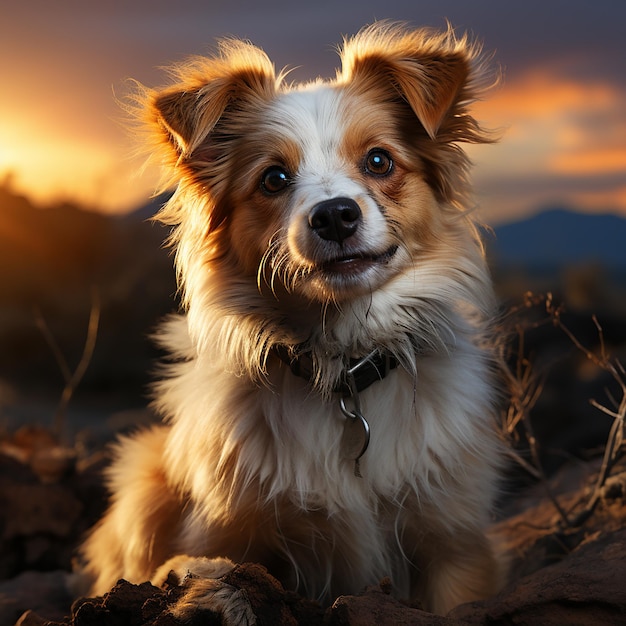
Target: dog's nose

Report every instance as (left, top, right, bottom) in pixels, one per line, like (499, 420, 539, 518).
(309, 198, 361, 244)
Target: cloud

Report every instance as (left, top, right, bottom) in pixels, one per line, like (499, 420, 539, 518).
(469, 67, 626, 223)
(550, 148, 626, 176)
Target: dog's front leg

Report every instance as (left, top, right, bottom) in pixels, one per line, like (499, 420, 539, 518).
(152, 556, 256, 625)
(418, 530, 503, 615)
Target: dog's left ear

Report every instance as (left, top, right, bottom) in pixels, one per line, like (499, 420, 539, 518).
(340, 24, 479, 139)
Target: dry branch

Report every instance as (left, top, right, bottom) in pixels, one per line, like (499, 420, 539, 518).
(35, 288, 100, 438)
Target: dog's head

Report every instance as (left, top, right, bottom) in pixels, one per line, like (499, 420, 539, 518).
(142, 23, 496, 309)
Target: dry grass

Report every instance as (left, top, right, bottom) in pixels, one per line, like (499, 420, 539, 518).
(500, 292, 625, 529)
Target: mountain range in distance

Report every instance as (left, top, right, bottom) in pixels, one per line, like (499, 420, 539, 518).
(486, 207, 626, 271)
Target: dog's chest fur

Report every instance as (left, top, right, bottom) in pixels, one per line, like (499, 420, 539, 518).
(153, 273, 500, 601)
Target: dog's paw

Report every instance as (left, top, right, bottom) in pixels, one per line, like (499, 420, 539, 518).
(171, 575, 256, 625)
(154, 556, 256, 626)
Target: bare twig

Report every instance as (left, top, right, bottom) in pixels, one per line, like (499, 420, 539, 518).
(35, 313, 73, 384)
(35, 288, 101, 438)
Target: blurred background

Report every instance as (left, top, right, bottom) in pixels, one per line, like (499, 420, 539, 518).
(1, 0, 625, 460)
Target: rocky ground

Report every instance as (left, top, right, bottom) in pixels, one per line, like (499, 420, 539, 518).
(1, 425, 625, 625)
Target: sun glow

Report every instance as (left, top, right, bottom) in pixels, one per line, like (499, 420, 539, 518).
(0, 117, 156, 212)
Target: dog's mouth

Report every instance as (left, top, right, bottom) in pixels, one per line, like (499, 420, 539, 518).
(318, 245, 398, 276)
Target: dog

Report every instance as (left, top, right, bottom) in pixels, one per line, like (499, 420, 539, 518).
(79, 22, 505, 621)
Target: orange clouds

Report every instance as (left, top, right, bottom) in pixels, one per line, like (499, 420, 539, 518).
(475, 70, 617, 120)
(469, 67, 626, 223)
(549, 148, 626, 175)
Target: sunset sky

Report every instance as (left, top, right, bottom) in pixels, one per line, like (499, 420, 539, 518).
(1, 0, 624, 225)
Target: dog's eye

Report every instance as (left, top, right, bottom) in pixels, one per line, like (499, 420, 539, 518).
(261, 167, 291, 194)
(364, 149, 393, 177)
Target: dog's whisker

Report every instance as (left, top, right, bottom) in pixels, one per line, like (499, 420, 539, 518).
(258, 231, 285, 295)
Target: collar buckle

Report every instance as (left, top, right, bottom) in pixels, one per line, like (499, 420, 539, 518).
(275, 345, 399, 394)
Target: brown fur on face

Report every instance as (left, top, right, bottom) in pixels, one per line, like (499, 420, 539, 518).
(79, 23, 506, 618)
(138, 22, 497, 262)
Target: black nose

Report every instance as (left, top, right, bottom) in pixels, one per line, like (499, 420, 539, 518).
(309, 197, 362, 244)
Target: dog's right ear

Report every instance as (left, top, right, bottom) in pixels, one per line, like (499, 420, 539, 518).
(147, 41, 277, 162)
(153, 88, 214, 157)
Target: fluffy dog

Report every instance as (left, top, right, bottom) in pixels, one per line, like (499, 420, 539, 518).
(79, 23, 505, 621)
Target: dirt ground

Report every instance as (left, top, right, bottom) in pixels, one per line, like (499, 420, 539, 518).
(1, 426, 625, 625)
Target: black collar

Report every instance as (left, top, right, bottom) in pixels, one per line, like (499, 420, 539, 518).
(274, 345, 399, 394)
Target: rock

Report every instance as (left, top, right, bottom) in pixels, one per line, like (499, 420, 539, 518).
(451, 527, 626, 624)
(0, 445, 108, 583)
(0, 570, 72, 625)
(33, 578, 218, 626)
(328, 582, 450, 625)
(2, 482, 82, 538)
(30, 446, 77, 484)
(0, 426, 58, 466)
(71, 580, 174, 626)
(16, 610, 48, 626)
